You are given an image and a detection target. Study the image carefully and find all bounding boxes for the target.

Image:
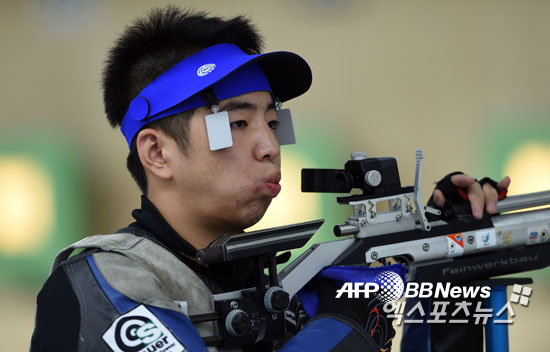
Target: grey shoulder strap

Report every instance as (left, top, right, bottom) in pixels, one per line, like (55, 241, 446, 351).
(51, 233, 144, 273)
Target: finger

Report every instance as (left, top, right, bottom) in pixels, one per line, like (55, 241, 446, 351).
(450, 174, 476, 188)
(483, 183, 498, 214)
(466, 181, 485, 219)
(497, 176, 511, 190)
(432, 189, 445, 207)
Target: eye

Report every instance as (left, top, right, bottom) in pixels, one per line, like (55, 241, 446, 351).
(268, 120, 280, 130)
(230, 120, 248, 129)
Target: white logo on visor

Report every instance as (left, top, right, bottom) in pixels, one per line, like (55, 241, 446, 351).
(197, 63, 216, 77)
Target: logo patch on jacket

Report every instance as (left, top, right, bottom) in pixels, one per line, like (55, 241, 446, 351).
(103, 305, 186, 352)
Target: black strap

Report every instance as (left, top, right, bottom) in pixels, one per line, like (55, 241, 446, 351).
(479, 177, 508, 200)
(200, 88, 219, 109)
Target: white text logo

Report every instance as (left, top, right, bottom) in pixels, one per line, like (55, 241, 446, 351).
(335, 270, 405, 302)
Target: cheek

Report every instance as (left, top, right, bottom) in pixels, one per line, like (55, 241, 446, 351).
(212, 153, 255, 187)
(201, 167, 253, 204)
(230, 180, 258, 206)
(182, 142, 262, 204)
(218, 174, 265, 210)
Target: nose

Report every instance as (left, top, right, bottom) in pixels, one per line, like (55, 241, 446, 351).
(253, 121, 280, 162)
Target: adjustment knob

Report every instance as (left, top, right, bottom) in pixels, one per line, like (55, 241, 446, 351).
(365, 170, 382, 187)
(350, 151, 367, 160)
(264, 286, 290, 313)
(225, 309, 252, 337)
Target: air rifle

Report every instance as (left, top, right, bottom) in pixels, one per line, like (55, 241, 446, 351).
(192, 149, 550, 347)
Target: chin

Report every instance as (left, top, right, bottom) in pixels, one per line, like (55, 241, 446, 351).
(230, 213, 263, 232)
(237, 201, 272, 231)
(219, 197, 271, 233)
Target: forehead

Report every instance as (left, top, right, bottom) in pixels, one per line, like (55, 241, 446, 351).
(218, 90, 275, 107)
(192, 90, 275, 119)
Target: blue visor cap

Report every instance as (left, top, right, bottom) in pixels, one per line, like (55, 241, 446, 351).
(121, 43, 312, 147)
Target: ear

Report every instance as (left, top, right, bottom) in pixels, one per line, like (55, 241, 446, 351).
(136, 128, 173, 180)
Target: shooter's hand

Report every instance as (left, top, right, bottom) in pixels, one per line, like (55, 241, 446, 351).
(431, 172, 511, 219)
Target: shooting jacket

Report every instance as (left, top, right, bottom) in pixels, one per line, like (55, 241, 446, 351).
(30, 196, 378, 352)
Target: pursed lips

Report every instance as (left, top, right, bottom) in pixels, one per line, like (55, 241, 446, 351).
(266, 171, 281, 184)
(264, 171, 282, 196)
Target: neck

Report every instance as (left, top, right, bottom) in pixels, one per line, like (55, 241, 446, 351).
(146, 190, 239, 249)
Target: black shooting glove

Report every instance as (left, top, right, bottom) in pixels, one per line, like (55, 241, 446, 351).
(429, 172, 508, 223)
(430, 172, 470, 204)
(316, 279, 395, 351)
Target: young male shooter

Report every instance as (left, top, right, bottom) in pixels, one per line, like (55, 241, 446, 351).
(30, 7, 509, 352)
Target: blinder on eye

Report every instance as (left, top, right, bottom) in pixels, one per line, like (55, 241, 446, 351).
(274, 101, 296, 146)
(205, 105, 233, 151)
(203, 101, 296, 151)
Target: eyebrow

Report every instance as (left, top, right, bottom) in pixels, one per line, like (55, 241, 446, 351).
(220, 100, 276, 112)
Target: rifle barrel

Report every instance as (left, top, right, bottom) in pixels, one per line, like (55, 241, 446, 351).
(496, 190, 550, 213)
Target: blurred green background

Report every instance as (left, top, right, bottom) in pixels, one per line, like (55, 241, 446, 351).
(1, 0, 549, 350)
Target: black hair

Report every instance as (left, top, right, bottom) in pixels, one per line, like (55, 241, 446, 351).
(101, 6, 264, 193)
